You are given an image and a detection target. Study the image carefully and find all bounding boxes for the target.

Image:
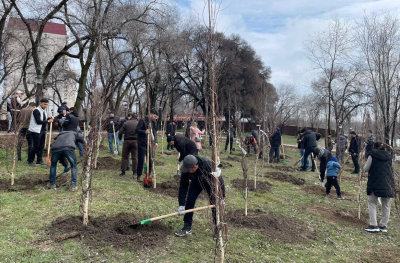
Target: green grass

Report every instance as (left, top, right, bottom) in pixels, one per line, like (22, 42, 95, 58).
(0, 137, 399, 262)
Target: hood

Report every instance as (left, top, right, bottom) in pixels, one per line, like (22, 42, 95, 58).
(304, 130, 313, 135)
(318, 148, 325, 157)
(71, 112, 79, 117)
(370, 150, 391, 162)
(368, 135, 376, 141)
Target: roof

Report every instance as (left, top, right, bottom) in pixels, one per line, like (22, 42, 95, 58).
(8, 17, 67, 36)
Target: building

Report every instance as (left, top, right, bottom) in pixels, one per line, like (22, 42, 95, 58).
(1, 18, 76, 119)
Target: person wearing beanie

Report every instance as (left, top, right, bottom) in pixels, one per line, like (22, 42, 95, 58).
(175, 155, 225, 238)
(268, 127, 282, 163)
(325, 156, 344, 199)
(313, 147, 333, 186)
(168, 135, 198, 163)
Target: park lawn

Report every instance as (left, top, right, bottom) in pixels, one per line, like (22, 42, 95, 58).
(0, 137, 399, 263)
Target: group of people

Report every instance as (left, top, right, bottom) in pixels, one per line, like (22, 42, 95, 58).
(297, 128, 395, 233)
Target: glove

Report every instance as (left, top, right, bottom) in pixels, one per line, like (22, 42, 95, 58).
(178, 206, 185, 216)
(110, 121, 114, 124)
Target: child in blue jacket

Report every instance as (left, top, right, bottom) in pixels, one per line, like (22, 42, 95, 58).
(326, 157, 344, 199)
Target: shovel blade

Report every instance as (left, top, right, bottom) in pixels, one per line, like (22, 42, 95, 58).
(143, 176, 153, 188)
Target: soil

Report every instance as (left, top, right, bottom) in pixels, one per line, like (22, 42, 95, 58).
(263, 172, 305, 185)
(270, 165, 298, 173)
(0, 173, 68, 191)
(218, 162, 233, 168)
(154, 161, 166, 166)
(95, 157, 120, 170)
(227, 156, 242, 162)
(226, 209, 317, 243)
(148, 181, 207, 200)
(49, 213, 172, 251)
(99, 144, 109, 152)
(231, 179, 272, 193)
(307, 204, 367, 226)
(302, 185, 354, 199)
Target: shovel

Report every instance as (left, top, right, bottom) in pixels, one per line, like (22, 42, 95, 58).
(130, 205, 216, 228)
(143, 132, 153, 188)
(175, 153, 181, 177)
(46, 122, 53, 166)
(294, 156, 303, 167)
(112, 123, 118, 155)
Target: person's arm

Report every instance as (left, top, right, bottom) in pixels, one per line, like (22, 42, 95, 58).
(220, 176, 226, 199)
(32, 109, 48, 124)
(178, 145, 186, 162)
(118, 123, 125, 141)
(333, 162, 342, 169)
(363, 156, 372, 172)
(199, 128, 205, 135)
(76, 132, 85, 144)
(178, 175, 190, 206)
(135, 119, 146, 135)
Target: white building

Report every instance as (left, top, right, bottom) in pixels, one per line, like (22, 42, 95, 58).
(2, 18, 76, 118)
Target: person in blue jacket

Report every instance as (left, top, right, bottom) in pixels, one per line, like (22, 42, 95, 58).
(325, 157, 344, 199)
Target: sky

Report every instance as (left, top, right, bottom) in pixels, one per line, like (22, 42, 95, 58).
(175, 0, 400, 89)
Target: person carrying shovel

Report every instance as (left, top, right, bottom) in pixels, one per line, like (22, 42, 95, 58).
(105, 111, 121, 155)
(175, 155, 226, 238)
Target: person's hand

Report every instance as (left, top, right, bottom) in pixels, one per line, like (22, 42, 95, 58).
(178, 206, 185, 216)
(48, 119, 53, 123)
(145, 129, 151, 134)
(110, 121, 114, 124)
(154, 143, 158, 149)
(27, 98, 30, 101)
(353, 153, 357, 156)
(167, 134, 170, 136)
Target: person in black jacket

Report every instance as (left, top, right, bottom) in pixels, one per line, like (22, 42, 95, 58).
(297, 131, 310, 169)
(269, 127, 282, 163)
(224, 124, 236, 154)
(168, 135, 198, 162)
(299, 128, 318, 171)
(118, 113, 139, 178)
(313, 147, 333, 186)
(175, 155, 225, 238)
(364, 130, 376, 159)
(363, 142, 395, 233)
(348, 131, 361, 174)
(135, 109, 158, 181)
(48, 131, 84, 191)
(63, 107, 84, 157)
(105, 111, 121, 154)
(166, 121, 177, 150)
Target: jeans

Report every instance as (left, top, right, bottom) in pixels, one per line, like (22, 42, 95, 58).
(299, 149, 310, 168)
(302, 147, 316, 171)
(49, 150, 78, 186)
(17, 128, 33, 160)
(269, 147, 280, 163)
(121, 140, 138, 173)
(77, 130, 84, 157)
(137, 144, 152, 176)
(368, 192, 392, 227)
(108, 132, 119, 153)
(183, 177, 216, 229)
(225, 137, 233, 152)
(28, 131, 46, 164)
(7, 111, 12, 131)
(326, 176, 341, 196)
(351, 154, 360, 172)
(246, 143, 257, 154)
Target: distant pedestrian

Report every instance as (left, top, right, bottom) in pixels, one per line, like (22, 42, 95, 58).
(225, 124, 236, 154)
(325, 157, 343, 199)
(17, 102, 36, 161)
(348, 131, 361, 174)
(118, 113, 139, 178)
(268, 127, 281, 163)
(190, 122, 205, 150)
(105, 111, 121, 154)
(166, 121, 177, 150)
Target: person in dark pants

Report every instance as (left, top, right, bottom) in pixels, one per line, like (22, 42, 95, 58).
(335, 133, 348, 163)
(135, 109, 158, 182)
(185, 121, 191, 138)
(17, 102, 36, 161)
(313, 147, 333, 186)
(168, 135, 199, 162)
(118, 113, 139, 178)
(327, 134, 334, 152)
(244, 134, 257, 154)
(27, 98, 53, 166)
(297, 130, 310, 169)
(325, 157, 343, 199)
(269, 127, 281, 163)
(105, 111, 121, 154)
(175, 155, 225, 238)
(349, 131, 361, 174)
(224, 124, 236, 153)
(364, 130, 375, 159)
(48, 131, 84, 190)
(166, 121, 177, 150)
(299, 128, 318, 172)
(63, 107, 85, 157)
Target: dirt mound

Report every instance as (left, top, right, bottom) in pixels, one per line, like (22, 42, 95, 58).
(99, 144, 109, 152)
(218, 162, 233, 168)
(264, 172, 305, 185)
(270, 165, 298, 172)
(148, 181, 207, 200)
(95, 157, 120, 170)
(302, 185, 354, 199)
(307, 204, 367, 226)
(231, 179, 272, 193)
(226, 209, 317, 243)
(154, 161, 166, 166)
(0, 173, 68, 191)
(49, 213, 172, 251)
(227, 156, 242, 162)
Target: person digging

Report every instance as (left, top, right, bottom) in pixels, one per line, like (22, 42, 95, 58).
(313, 147, 333, 186)
(175, 155, 226, 238)
(168, 135, 199, 163)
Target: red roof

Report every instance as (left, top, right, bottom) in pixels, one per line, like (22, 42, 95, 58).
(8, 17, 67, 36)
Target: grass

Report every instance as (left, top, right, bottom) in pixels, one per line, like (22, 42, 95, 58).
(0, 135, 399, 262)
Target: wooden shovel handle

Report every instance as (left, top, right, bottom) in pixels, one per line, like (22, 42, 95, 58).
(47, 121, 53, 155)
(143, 205, 216, 224)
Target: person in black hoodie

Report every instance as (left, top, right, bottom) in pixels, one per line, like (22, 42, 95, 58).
(299, 128, 319, 171)
(63, 107, 84, 157)
(313, 147, 333, 186)
(175, 155, 225, 238)
(135, 109, 158, 182)
(363, 142, 395, 233)
(269, 127, 282, 163)
(224, 124, 236, 154)
(118, 113, 139, 178)
(168, 135, 198, 162)
(105, 111, 121, 154)
(166, 121, 177, 151)
(348, 131, 361, 174)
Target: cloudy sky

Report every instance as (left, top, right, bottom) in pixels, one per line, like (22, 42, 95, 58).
(176, 0, 400, 89)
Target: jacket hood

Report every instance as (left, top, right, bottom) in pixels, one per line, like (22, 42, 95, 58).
(370, 150, 391, 162)
(71, 112, 79, 117)
(304, 130, 312, 135)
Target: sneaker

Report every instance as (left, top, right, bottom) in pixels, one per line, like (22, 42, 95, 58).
(175, 228, 192, 237)
(379, 226, 388, 233)
(137, 176, 143, 182)
(28, 163, 36, 167)
(64, 166, 70, 173)
(337, 196, 345, 200)
(36, 161, 47, 166)
(119, 172, 126, 177)
(364, 225, 380, 232)
(47, 184, 56, 190)
(70, 185, 78, 192)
